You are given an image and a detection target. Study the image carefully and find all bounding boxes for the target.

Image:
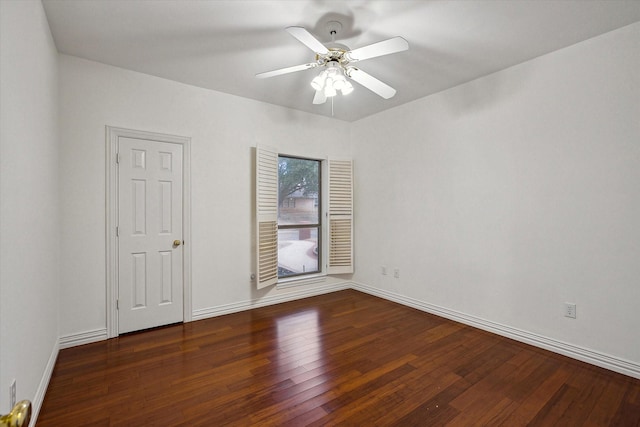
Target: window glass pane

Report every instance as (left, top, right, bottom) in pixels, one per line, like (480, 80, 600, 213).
(278, 157, 319, 226)
(278, 228, 319, 277)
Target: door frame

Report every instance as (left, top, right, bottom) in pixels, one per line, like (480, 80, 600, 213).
(106, 126, 192, 338)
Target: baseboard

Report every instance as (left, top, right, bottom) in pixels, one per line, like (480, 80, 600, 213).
(350, 281, 640, 380)
(59, 328, 108, 349)
(30, 340, 58, 427)
(192, 281, 350, 321)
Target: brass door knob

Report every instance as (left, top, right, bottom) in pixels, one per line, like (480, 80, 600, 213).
(173, 240, 182, 247)
(0, 400, 31, 427)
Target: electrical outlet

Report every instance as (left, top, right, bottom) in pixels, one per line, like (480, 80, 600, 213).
(10, 379, 16, 408)
(393, 268, 400, 279)
(564, 303, 576, 319)
(381, 266, 387, 275)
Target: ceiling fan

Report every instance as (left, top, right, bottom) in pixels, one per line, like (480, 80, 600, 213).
(256, 22, 409, 105)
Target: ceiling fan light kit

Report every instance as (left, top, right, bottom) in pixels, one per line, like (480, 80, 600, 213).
(311, 62, 354, 98)
(256, 21, 408, 106)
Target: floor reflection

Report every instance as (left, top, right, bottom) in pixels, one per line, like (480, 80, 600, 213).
(275, 309, 323, 374)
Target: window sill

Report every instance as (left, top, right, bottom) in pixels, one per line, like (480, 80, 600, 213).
(276, 274, 327, 290)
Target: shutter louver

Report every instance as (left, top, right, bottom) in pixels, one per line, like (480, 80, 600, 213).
(328, 159, 354, 274)
(256, 146, 278, 288)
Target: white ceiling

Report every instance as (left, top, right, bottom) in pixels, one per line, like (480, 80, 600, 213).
(42, 0, 640, 122)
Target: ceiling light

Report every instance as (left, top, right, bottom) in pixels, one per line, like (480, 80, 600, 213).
(310, 72, 326, 91)
(324, 83, 337, 97)
(310, 63, 353, 99)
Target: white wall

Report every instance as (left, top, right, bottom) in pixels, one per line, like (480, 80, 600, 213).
(352, 23, 640, 370)
(0, 0, 60, 415)
(58, 55, 352, 339)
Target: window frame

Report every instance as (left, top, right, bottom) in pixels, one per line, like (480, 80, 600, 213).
(277, 154, 322, 280)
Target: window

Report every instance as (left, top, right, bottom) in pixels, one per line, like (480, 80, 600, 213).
(278, 156, 321, 278)
(255, 146, 353, 289)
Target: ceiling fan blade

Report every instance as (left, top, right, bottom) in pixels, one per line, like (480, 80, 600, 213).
(255, 62, 317, 79)
(347, 68, 397, 99)
(285, 26, 330, 55)
(346, 37, 409, 62)
(313, 90, 327, 105)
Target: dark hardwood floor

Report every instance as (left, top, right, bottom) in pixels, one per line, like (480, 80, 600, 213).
(38, 290, 640, 426)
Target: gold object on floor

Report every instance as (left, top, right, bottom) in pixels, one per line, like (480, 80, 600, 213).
(0, 400, 31, 427)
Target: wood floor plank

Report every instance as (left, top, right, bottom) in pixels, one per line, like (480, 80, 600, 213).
(584, 378, 635, 426)
(37, 290, 640, 426)
(373, 369, 464, 425)
(509, 366, 573, 424)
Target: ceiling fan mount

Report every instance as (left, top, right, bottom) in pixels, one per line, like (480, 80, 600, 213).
(325, 20, 343, 36)
(256, 22, 409, 105)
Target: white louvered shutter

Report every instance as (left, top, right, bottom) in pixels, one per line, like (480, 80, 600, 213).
(327, 159, 354, 274)
(256, 146, 278, 288)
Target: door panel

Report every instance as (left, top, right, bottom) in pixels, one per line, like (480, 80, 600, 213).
(118, 137, 183, 334)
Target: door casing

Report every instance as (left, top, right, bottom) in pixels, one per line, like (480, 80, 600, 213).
(106, 126, 192, 338)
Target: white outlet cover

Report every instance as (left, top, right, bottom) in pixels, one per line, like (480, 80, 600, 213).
(564, 303, 576, 319)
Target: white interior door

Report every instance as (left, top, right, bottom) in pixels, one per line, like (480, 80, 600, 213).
(118, 136, 184, 334)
